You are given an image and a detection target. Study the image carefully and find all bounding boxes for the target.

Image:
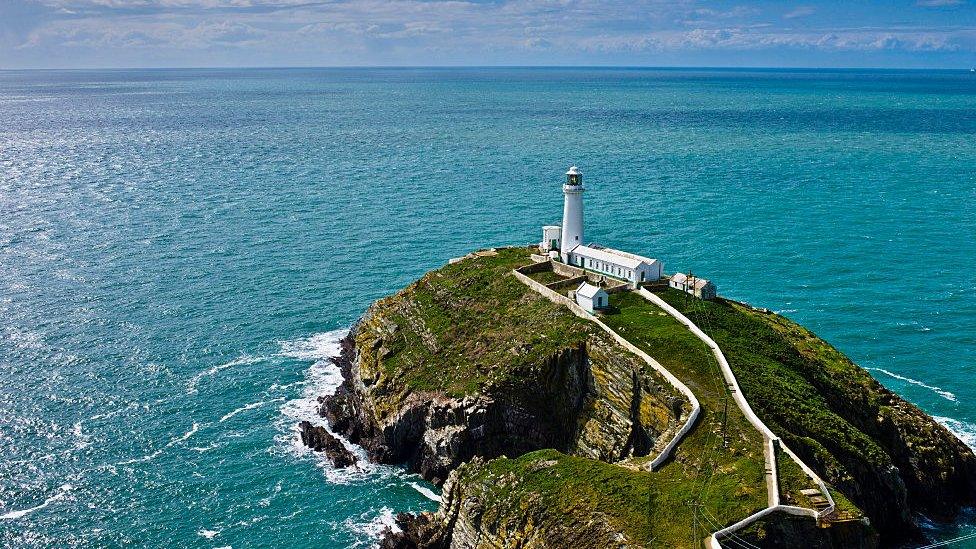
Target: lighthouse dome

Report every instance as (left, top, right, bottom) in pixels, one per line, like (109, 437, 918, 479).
(565, 166, 582, 186)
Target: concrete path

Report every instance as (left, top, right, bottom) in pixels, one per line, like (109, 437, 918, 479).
(512, 270, 701, 470)
(513, 260, 837, 547)
(635, 288, 836, 548)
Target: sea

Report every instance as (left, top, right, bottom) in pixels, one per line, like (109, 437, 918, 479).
(1, 67, 974, 547)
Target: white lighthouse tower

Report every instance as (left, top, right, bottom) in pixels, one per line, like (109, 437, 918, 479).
(560, 166, 584, 262)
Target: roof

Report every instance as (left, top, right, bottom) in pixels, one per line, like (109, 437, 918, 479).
(566, 166, 581, 176)
(575, 282, 606, 299)
(542, 224, 561, 230)
(671, 272, 712, 289)
(571, 245, 658, 270)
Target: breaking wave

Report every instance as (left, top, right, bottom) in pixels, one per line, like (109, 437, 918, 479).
(410, 482, 442, 502)
(187, 355, 265, 394)
(934, 416, 976, 451)
(275, 329, 380, 483)
(342, 507, 399, 547)
(0, 484, 73, 520)
(220, 398, 286, 423)
(866, 367, 957, 402)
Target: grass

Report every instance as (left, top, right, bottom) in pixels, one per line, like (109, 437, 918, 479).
(599, 290, 768, 545)
(359, 247, 598, 397)
(462, 450, 658, 544)
(776, 445, 817, 508)
(651, 289, 875, 516)
(526, 269, 567, 285)
(463, 448, 764, 547)
(361, 253, 880, 544)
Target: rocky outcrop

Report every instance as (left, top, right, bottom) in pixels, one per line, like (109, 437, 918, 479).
(322, 310, 682, 484)
(422, 456, 631, 549)
(378, 512, 447, 549)
(298, 421, 358, 468)
(728, 304, 976, 544)
(306, 249, 976, 548)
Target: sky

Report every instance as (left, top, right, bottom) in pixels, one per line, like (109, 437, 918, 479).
(0, 1, 975, 69)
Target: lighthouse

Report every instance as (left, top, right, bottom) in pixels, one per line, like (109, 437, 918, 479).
(560, 166, 584, 262)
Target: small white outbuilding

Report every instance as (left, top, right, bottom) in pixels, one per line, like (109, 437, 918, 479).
(575, 282, 609, 313)
(540, 225, 562, 253)
(670, 272, 716, 300)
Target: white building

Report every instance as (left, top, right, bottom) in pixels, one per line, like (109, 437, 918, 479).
(670, 272, 717, 300)
(567, 245, 662, 285)
(540, 225, 561, 254)
(560, 166, 584, 262)
(575, 282, 608, 313)
(539, 166, 664, 286)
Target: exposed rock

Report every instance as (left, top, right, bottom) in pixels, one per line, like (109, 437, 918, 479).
(298, 420, 357, 468)
(303, 249, 976, 548)
(321, 312, 680, 485)
(378, 512, 447, 549)
(736, 511, 879, 548)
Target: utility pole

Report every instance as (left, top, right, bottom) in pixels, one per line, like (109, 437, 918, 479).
(721, 396, 729, 448)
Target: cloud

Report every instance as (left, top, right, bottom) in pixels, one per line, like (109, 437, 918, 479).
(916, 0, 964, 6)
(784, 6, 815, 19)
(3, 0, 976, 67)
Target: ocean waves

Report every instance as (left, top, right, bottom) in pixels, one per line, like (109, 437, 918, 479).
(866, 367, 958, 403)
(935, 417, 976, 451)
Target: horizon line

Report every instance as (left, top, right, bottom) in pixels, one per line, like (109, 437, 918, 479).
(2, 63, 974, 72)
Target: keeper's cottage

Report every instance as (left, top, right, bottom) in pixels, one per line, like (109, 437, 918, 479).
(539, 167, 664, 286)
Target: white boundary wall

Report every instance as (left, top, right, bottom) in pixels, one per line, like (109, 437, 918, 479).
(636, 289, 838, 547)
(512, 270, 701, 470)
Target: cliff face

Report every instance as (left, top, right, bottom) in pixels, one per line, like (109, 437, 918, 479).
(313, 248, 976, 548)
(322, 247, 684, 484)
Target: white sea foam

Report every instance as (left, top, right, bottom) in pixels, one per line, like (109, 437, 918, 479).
(72, 421, 92, 450)
(866, 367, 957, 402)
(0, 484, 72, 520)
(187, 355, 264, 394)
(117, 422, 202, 466)
(343, 507, 399, 547)
(275, 329, 383, 483)
(934, 417, 976, 451)
(410, 482, 442, 502)
(278, 330, 347, 362)
(198, 528, 219, 540)
(219, 398, 285, 423)
(171, 422, 201, 444)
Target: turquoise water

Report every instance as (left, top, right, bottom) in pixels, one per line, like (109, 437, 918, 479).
(1, 68, 974, 547)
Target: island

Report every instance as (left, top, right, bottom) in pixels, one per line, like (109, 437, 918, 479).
(306, 168, 976, 548)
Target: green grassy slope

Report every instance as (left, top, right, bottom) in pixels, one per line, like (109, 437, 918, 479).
(363, 247, 598, 396)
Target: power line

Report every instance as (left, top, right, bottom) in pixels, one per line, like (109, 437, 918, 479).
(914, 531, 976, 549)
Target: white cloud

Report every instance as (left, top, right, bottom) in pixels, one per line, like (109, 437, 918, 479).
(916, 0, 964, 6)
(784, 6, 815, 19)
(4, 0, 976, 67)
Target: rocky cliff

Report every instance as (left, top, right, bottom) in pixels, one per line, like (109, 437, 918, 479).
(312, 247, 976, 548)
(322, 247, 686, 484)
